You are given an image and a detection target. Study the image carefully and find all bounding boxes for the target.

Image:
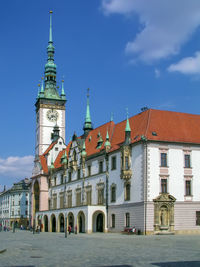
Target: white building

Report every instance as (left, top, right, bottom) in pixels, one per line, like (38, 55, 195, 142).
(0, 179, 31, 228)
(31, 12, 200, 235)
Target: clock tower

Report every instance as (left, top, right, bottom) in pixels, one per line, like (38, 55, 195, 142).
(35, 11, 66, 156)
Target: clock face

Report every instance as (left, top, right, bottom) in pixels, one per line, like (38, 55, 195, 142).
(46, 109, 59, 122)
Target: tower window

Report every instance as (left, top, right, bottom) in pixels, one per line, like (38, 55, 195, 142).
(99, 161, 103, 173)
(185, 180, 191, 196)
(161, 179, 167, 193)
(111, 156, 116, 170)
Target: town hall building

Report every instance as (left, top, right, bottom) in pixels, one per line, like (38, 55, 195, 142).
(31, 12, 200, 235)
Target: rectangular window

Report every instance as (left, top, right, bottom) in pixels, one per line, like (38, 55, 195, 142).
(76, 191, 81, 206)
(18, 201, 20, 205)
(86, 190, 92, 205)
(18, 210, 20, 216)
(98, 188, 104, 205)
(67, 192, 72, 208)
(99, 161, 103, 173)
(88, 165, 91, 176)
(25, 200, 28, 205)
(161, 153, 167, 167)
(125, 213, 130, 227)
(125, 156, 129, 170)
(161, 179, 167, 193)
(54, 177, 56, 186)
(196, 211, 200, 226)
(60, 194, 64, 209)
(60, 175, 64, 184)
(185, 180, 191, 196)
(68, 172, 71, 182)
(125, 184, 130, 201)
(25, 210, 28, 215)
(111, 214, 115, 228)
(111, 156, 116, 170)
(77, 169, 81, 179)
(53, 196, 57, 209)
(12, 211, 14, 216)
(185, 154, 191, 168)
(111, 186, 116, 202)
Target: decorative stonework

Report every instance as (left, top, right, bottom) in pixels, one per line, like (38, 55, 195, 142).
(120, 146, 132, 180)
(153, 193, 176, 234)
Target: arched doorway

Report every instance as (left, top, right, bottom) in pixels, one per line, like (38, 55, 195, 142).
(44, 215, 48, 232)
(51, 214, 56, 232)
(77, 211, 85, 233)
(68, 212, 74, 232)
(92, 211, 105, 232)
(58, 213, 64, 232)
(96, 213, 103, 232)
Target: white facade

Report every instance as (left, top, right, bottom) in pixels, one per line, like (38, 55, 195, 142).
(0, 179, 31, 228)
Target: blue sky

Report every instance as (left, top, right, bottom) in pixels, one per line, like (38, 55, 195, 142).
(1, 0, 200, 187)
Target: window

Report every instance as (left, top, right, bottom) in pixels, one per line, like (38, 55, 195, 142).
(88, 165, 91, 176)
(18, 210, 20, 216)
(161, 179, 167, 193)
(77, 169, 81, 179)
(125, 213, 130, 227)
(60, 175, 64, 184)
(12, 201, 14, 206)
(86, 190, 92, 205)
(67, 191, 72, 208)
(25, 200, 28, 205)
(60, 194, 64, 209)
(25, 210, 28, 215)
(12, 211, 14, 216)
(53, 195, 57, 209)
(185, 155, 191, 168)
(111, 186, 116, 203)
(68, 172, 71, 182)
(18, 201, 20, 205)
(196, 211, 200, 226)
(54, 177, 56, 186)
(111, 156, 116, 170)
(111, 214, 115, 228)
(76, 190, 81, 206)
(125, 183, 130, 201)
(99, 161, 103, 173)
(125, 156, 129, 170)
(98, 188, 104, 205)
(185, 180, 191, 196)
(161, 153, 167, 167)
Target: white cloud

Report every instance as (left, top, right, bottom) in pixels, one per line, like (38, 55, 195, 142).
(154, 68, 160, 78)
(168, 52, 200, 75)
(0, 155, 34, 179)
(101, 0, 200, 62)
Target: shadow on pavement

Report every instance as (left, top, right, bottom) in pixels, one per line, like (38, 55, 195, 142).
(152, 261, 200, 267)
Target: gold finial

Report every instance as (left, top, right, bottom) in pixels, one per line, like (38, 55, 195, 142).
(57, 86, 59, 89)
(50, 10, 53, 14)
(62, 80, 64, 83)
(41, 77, 44, 80)
(38, 83, 40, 87)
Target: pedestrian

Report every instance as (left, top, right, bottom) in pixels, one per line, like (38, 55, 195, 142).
(68, 225, 71, 235)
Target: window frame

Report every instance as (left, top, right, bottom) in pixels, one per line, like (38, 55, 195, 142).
(160, 152, 167, 167)
(125, 212, 130, 227)
(111, 156, 116, 170)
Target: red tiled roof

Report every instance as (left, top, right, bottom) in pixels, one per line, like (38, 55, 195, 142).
(40, 109, 200, 172)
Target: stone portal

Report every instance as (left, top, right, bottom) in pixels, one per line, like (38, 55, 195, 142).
(153, 193, 176, 234)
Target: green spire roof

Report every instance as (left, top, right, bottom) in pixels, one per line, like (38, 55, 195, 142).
(61, 79, 66, 100)
(104, 129, 111, 147)
(125, 108, 131, 132)
(83, 88, 93, 133)
(62, 151, 68, 165)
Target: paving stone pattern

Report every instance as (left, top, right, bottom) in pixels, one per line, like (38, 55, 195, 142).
(0, 231, 200, 267)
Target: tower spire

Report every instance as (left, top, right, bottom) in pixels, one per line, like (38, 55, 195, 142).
(43, 11, 60, 100)
(61, 79, 66, 99)
(124, 108, 131, 145)
(83, 88, 93, 135)
(49, 10, 53, 43)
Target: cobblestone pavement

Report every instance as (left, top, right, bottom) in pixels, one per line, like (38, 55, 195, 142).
(0, 231, 200, 267)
